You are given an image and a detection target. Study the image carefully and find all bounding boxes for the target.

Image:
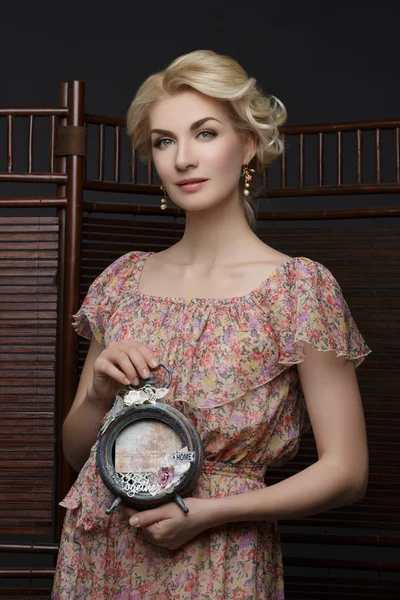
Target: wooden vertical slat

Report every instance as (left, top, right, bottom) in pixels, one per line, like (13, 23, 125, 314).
(114, 125, 120, 182)
(99, 124, 105, 181)
(60, 81, 85, 506)
(356, 129, 362, 184)
(28, 116, 34, 173)
(130, 141, 136, 183)
(7, 115, 13, 172)
(280, 134, 286, 188)
(262, 166, 268, 190)
(50, 115, 56, 173)
(337, 131, 343, 185)
(318, 132, 324, 186)
(376, 129, 381, 183)
(54, 81, 70, 543)
(299, 133, 304, 187)
(396, 127, 399, 184)
(147, 158, 152, 185)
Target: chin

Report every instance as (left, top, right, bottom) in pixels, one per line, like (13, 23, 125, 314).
(174, 192, 232, 213)
(178, 201, 226, 214)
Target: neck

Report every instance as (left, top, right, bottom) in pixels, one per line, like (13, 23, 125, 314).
(173, 193, 261, 267)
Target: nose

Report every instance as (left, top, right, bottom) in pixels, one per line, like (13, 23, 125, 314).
(174, 140, 198, 171)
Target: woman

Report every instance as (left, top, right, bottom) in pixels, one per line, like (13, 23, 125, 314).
(52, 49, 371, 599)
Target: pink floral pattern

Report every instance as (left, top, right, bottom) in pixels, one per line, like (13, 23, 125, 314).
(52, 251, 371, 599)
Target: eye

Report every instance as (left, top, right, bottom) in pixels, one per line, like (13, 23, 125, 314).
(153, 138, 173, 149)
(197, 130, 217, 140)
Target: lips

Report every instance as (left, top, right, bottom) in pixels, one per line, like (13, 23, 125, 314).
(176, 178, 208, 192)
(177, 178, 208, 186)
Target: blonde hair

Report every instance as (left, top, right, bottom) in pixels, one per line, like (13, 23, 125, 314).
(126, 49, 287, 229)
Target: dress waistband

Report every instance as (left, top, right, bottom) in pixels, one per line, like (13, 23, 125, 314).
(201, 460, 266, 481)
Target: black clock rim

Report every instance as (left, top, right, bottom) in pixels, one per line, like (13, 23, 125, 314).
(97, 402, 203, 508)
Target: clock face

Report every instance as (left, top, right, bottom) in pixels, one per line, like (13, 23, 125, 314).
(115, 420, 183, 474)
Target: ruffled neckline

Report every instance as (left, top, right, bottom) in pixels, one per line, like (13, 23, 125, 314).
(133, 251, 307, 305)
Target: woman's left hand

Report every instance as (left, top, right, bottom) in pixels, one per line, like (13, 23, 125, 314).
(122, 498, 215, 550)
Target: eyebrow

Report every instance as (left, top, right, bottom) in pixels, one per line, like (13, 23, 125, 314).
(150, 117, 222, 136)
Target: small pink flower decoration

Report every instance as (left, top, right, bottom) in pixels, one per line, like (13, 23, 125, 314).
(157, 466, 173, 488)
(155, 449, 191, 494)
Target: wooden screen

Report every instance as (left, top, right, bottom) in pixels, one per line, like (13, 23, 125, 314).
(0, 216, 58, 537)
(1, 80, 399, 598)
(0, 91, 69, 598)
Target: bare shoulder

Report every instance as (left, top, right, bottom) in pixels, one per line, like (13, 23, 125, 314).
(145, 248, 176, 273)
(253, 244, 293, 268)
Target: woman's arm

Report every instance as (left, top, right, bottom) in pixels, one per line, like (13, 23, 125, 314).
(62, 337, 111, 472)
(127, 342, 369, 549)
(209, 341, 369, 524)
(62, 337, 160, 472)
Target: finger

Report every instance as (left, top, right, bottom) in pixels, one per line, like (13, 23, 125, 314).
(128, 342, 160, 371)
(102, 347, 142, 383)
(129, 506, 168, 528)
(105, 341, 159, 378)
(94, 359, 133, 386)
(113, 354, 142, 385)
(121, 350, 150, 385)
(125, 348, 158, 382)
(107, 346, 152, 383)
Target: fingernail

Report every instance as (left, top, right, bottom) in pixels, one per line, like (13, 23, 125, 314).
(150, 358, 159, 367)
(133, 377, 140, 386)
(142, 368, 150, 378)
(129, 516, 140, 527)
(123, 378, 131, 385)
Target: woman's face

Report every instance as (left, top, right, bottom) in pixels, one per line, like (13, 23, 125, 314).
(149, 89, 255, 212)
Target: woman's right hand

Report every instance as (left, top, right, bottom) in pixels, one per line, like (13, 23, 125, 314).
(88, 340, 160, 409)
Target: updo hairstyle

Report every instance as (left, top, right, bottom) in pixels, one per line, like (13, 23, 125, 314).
(126, 49, 287, 229)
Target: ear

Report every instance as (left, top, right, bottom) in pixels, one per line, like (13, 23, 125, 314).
(242, 133, 257, 165)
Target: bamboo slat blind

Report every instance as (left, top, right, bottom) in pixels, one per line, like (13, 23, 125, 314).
(0, 217, 58, 537)
(0, 593, 50, 598)
(284, 577, 400, 599)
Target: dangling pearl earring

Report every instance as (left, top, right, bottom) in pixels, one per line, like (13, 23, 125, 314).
(242, 165, 255, 196)
(160, 185, 167, 210)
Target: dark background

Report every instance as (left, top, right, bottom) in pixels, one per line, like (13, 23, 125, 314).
(1, 0, 399, 125)
(1, 0, 399, 593)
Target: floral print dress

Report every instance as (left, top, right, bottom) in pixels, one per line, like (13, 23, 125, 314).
(52, 251, 371, 600)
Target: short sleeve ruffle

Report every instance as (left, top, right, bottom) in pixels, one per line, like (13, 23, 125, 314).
(268, 257, 371, 368)
(72, 252, 137, 344)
